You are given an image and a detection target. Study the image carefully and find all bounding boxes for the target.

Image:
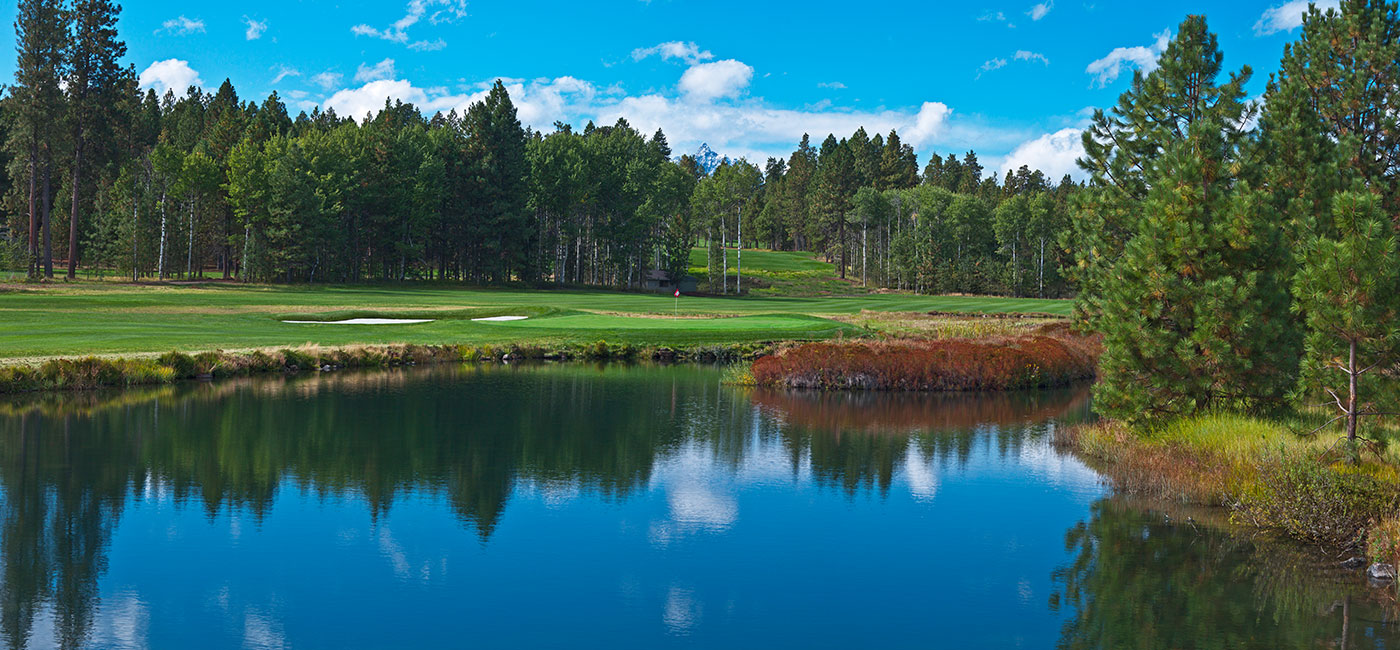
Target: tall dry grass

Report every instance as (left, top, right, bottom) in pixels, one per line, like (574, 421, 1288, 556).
(750, 331, 1099, 392)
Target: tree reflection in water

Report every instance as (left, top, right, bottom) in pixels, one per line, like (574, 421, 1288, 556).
(0, 364, 1388, 648)
(1052, 498, 1398, 648)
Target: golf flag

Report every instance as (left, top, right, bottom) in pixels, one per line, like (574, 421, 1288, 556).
(674, 290, 680, 297)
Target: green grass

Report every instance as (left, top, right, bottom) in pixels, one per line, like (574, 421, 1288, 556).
(0, 270, 1071, 360)
(686, 247, 861, 295)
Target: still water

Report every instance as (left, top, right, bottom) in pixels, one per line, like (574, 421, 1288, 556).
(0, 364, 1393, 649)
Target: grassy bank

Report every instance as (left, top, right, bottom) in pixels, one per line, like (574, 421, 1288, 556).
(1060, 415, 1400, 563)
(749, 328, 1099, 391)
(0, 340, 776, 395)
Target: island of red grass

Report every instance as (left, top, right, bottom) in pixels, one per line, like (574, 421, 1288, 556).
(751, 329, 1099, 392)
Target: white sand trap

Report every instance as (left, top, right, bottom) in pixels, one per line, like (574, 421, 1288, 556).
(471, 315, 529, 322)
(282, 318, 435, 325)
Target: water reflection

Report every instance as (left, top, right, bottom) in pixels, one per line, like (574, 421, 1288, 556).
(1053, 499, 1398, 648)
(0, 364, 1391, 648)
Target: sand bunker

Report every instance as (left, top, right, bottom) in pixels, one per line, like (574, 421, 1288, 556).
(282, 318, 436, 325)
(471, 316, 529, 322)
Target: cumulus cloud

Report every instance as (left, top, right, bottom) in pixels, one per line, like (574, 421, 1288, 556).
(243, 16, 267, 40)
(138, 59, 203, 96)
(355, 58, 397, 83)
(817, 81, 846, 89)
(323, 75, 599, 126)
(1027, 1, 1053, 20)
(1254, 0, 1339, 35)
(1000, 127, 1084, 180)
(305, 57, 1045, 173)
(1085, 29, 1170, 87)
(351, 0, 466, 49)
(159, 15, 204, 36)
(678, 59, 753, 101)
(631, 41, 714, 65)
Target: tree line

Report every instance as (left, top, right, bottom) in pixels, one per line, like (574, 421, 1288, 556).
(1072, 1, 1400, 450)
(1, 0, 1079, 296)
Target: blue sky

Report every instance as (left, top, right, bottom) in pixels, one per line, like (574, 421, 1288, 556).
(0, 0, 1336, 179)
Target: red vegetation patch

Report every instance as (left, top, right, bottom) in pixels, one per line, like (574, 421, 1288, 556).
(750, 332, 1099, 392)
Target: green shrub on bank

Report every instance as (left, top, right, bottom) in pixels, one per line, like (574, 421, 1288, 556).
(1239, 452, 1400, 548)
(1063, 414, 1400, 559)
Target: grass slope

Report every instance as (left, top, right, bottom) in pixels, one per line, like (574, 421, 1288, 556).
(686, 247, 860, 295)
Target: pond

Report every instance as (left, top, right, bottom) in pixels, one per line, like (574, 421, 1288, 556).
(0, 364, 1393, 648)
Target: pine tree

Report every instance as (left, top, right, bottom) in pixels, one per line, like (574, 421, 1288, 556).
(464, 80, 529, 281)
(811, 135, 855, 277)
(1265, 0, 1400, 221)
(10, 0, 69, 278)
(1080, 15, 1297, 419)
(878, 130, 918, 190)
(65, 0, 125, 279)
(783, 134, 817, 249)
(1293, 189, 1400, 454)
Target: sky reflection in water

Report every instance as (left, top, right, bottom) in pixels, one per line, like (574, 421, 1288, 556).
(0, 364, 1392, 649)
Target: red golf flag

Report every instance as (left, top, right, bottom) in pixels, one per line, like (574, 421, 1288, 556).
(674, 290, 680, 297)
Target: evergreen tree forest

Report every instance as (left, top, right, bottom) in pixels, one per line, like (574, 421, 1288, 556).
(0, 0, 1079, 296)
(1074, 2, 1400, 431)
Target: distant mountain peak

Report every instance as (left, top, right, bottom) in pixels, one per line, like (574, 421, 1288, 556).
(693, 143, 728, 174)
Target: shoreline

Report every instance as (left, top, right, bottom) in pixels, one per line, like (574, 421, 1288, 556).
(0, 340, 779, 395)
(1056, 417, 1400, 573)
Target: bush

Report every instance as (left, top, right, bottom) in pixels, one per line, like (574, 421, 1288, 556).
(751, 334, 1098, 391)
(157, 351, 197, 377)
(1236, 453, 1400, 549)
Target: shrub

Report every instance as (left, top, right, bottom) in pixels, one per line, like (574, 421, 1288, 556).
(157, 351, 197, 377)
(192, 352, 221, 375)
(751, 333, 1097, 392)
(1236, 453, 1400, 549)
(280, 348, 319, 372)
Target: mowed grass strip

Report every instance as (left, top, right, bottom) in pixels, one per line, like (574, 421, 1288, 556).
(0, 280, 1070, 359)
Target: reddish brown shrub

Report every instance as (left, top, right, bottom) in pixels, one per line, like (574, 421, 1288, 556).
(750, 333, 1098, 392)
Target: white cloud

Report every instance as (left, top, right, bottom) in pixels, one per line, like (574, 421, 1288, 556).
(351, 0, 466, 50)
(243, 16, 267, 40)
(905, 101, 954, 146)
(979, 51, 1048, 79)
(138, 59, 203, 96)
(408, 38, 447, 51)
(306, 59, 1045, 173)
(159, 15, 204, 36)
(1085, 29, 1169, 87)
(355, 58, 397, 83)
(1000, 127, 1084, 180)
(322, 75, 599, 126)
(979, 10, 1016, 27)
(311, 71, 344, 90)
(1014, 50, 1050, 65)
(1254, 0, 1339, 36)
(817, 81, 846, 89)
(1027, 1, 1053, 20)
(978, 58, 1008, 78)
(324, 79, 431, 119)
(678, 60, 753, 101)
(632, 41, 715, 65)
(270, 65, 300, 85)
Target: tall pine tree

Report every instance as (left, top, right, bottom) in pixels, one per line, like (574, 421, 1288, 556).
(1079, 15, 1297, 419)
(65, 0, 126, 279)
